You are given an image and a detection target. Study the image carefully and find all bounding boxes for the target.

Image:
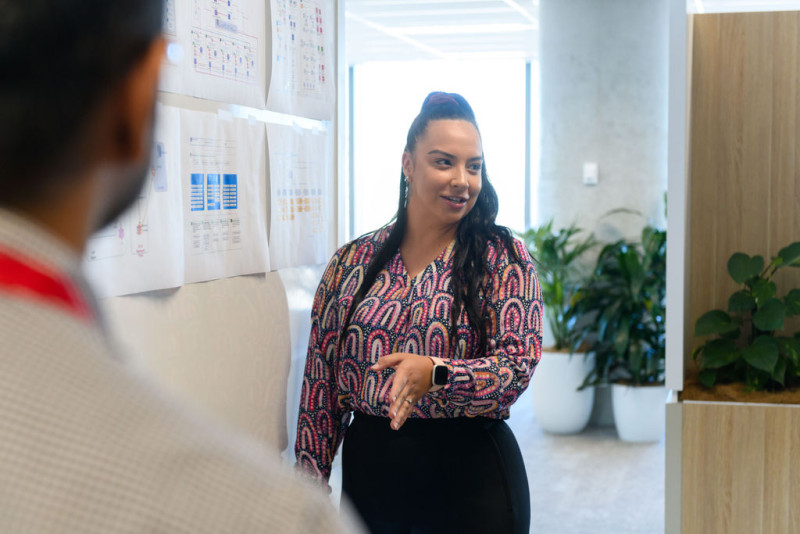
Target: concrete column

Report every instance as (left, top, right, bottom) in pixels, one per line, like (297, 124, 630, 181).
(539, 0, 669, 241)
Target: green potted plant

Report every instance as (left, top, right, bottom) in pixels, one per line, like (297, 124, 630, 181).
(568, 224, 667, 442)
(692, 241, 800, 392)
(521, 220, 596, 434)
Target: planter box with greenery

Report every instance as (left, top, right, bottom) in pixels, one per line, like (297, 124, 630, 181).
(691, 241, 800, 396)
(681, 242, 800, 532)
(522, 220, 596, 434)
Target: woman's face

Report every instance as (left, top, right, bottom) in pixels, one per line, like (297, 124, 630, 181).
(402, 119, 483, 231)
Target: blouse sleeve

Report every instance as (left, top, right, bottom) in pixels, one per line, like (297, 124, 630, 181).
(294, 250, 351, 487)
(430, 239, 543, 417)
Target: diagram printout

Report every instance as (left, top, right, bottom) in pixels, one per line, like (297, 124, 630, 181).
(267, 123, 330, 270)
(266, 0, 334, 119)
(181, 109, 270, 283)
(159, 0, 267, 108)
(84, 105, 184, 298)
(163, 0, 178, 37)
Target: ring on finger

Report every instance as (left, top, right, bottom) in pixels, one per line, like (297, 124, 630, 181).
(404, 398, 413, 405)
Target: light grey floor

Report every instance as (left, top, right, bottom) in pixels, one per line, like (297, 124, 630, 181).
(507, 387, 665, 534)
(330, 387, 665, 534)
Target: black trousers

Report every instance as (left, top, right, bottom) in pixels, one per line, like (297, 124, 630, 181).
(342, 413, 530, 534)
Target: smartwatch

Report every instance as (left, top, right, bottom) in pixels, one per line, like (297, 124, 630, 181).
(431, 361, 449, 387)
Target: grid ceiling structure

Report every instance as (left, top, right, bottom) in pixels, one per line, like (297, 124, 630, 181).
(345, 0, 540, 64)
(345, 0, 800, 64)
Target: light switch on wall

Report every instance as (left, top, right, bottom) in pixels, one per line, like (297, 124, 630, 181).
(583, 162, 598, 185)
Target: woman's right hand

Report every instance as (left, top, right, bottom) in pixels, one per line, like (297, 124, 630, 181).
(371, 353, 433, 430)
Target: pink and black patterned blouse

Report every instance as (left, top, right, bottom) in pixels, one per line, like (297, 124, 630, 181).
(295, 225, 543, 484)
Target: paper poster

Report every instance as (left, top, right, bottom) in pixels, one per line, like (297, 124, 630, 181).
(180, 109, 270, 283)
(84, 105, 184, 298)
(163, 0, 178, 37)
(159, 0, 267, 108)
(267, 123, 330, 270)
(266, 0, 335, 120)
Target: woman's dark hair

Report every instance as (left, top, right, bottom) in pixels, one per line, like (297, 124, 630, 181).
(343, 91, 520, 356)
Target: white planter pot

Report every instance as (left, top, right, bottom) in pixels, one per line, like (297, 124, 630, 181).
(611, 383, 667, 443)
(531, 350, 595, 434)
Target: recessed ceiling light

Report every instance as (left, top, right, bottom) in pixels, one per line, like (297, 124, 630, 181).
(398, 23, 537, 36)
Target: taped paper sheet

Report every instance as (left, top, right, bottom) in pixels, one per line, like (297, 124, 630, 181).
(181, 109, 270, 283)
(266, 0, 335, 119)
(84, 105, 184, 298)
(267, 123, 330, 270)
(159, 0, 267, 108)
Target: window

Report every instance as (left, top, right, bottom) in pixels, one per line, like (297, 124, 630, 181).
(350, 59, 536, 238)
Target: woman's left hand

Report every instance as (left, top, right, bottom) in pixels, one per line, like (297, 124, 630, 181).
(371, 353, 433, 430)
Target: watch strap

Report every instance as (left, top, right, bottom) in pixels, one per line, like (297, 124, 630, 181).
(428, 356, 448, 391)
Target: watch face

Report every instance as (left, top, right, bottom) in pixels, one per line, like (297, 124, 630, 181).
(433, 365, 449, 386)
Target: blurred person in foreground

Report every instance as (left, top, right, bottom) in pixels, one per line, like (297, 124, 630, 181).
(0, 1, 361, 532)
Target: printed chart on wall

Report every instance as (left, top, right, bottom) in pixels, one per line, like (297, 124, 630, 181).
(181, 109, 270, 283)
(267, 123, 330, 270)
(84, 105, 184, 298)
(267, 0, 335, 119)
(159, 0, 267, 108)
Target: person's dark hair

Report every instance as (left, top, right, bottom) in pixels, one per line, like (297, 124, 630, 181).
(0, 0, 164, 207)
(344, 91, 521, 356)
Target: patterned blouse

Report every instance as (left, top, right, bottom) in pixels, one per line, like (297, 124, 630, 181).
(295, 225, 543, 484)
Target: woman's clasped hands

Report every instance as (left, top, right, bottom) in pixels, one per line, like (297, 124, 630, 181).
(371, 353, 434, 431)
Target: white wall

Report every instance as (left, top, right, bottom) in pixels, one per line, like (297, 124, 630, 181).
(101, 263, 323, 458)
(102, 273, 292, 451)
(539, 0, 670, 240)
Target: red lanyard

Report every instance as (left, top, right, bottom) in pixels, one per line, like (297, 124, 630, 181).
(0, 247, 94, 322)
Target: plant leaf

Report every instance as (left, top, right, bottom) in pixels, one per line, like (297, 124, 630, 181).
(720, 327, 742, 340)
(784, 289, 800, 317)
(728, 290, 756, 313)
(698, 369, 717, 388)
(741, 336, 779, 373)
(776, 337, 800, 367)
(692, 344, 703, 362)
(613, 316, 631, 358)
(695, 310, 739, 336)
(752, 298, 786, 332)
(698, 338, 738, 369)
(746, 366, 769, 391)
(772, 357, 787, 386)
(778, 242, 800, 267)
(627, 342, 643, 380)
(751, 278, 777, 306)
(728, 253, 764, 284)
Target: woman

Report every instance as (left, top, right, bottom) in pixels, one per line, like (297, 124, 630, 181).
(295, 92, 542, 534)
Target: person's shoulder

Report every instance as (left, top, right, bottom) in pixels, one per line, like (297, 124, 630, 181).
(349, 224, 392, 250)
(486, 231, 533, 270)
(0, 303, 360, 533)
(127, 381, 362, 533)
(332, 224, 392, 267)
(153, 429, 360, 533)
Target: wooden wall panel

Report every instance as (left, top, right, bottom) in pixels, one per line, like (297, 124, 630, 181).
(687, 14, 720, 363)
(687, 12, 800, 368)
(681, 402, 800, 533)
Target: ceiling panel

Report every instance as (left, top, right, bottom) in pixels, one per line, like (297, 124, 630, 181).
(345, 0, 539, 64)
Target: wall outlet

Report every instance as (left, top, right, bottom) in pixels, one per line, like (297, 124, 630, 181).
(583, 162, 598, 185)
